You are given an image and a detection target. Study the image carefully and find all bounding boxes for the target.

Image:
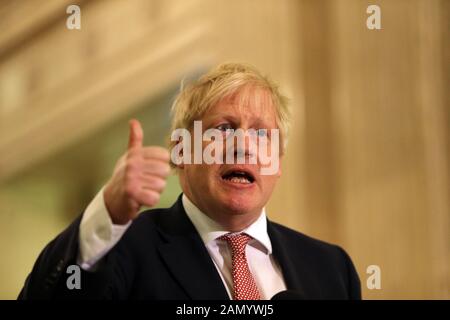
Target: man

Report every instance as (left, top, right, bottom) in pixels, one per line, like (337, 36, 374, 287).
(19, 63, 361, 300)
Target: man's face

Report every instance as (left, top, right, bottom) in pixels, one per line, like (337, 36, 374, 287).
(179, 86, 282, 220)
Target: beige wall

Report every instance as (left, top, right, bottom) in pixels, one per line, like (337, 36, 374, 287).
(0, 0, 448, 299)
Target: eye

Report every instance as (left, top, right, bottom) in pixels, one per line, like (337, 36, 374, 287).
(257, 129, 268, 137)
(216, 123, 234, 132)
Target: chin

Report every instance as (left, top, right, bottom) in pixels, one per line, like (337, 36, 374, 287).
(218, 193, 259, 215)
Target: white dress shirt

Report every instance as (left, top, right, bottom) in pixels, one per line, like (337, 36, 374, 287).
(78, 189, 287, 299)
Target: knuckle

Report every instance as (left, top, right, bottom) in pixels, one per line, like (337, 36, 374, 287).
(159, 179, 167, 190)
(160, 149, 170, 159)
(147, 193, 160, 207)
(153, 192, 161, 203)
(161, 164, 171, 176)
(146, 177, 165, 192)
(153, 179, 166, 192)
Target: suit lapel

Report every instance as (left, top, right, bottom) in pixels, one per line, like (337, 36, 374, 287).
(156, 196, 229, 300)
(267, 220, 308, 298)
(155, 197, 310, 300)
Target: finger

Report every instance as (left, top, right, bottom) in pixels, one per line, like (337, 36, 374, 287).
(141, 146, 170, 161)
(134, 189, 161, 208)
(128, 119, 144, 150)
(142, 161, 171, 178)
(141, 176, 167, 193)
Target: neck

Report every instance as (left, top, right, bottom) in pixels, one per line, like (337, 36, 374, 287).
(183, 193, 262, 232)
(209, 211, 260, 232)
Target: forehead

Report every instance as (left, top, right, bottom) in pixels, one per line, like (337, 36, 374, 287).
(204, 86, 277, 124)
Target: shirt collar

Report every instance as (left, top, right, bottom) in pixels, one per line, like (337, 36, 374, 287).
(182, 194, 272, 254)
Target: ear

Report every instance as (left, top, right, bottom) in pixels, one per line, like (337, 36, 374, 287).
(178, 146, 185, 169)
(172, 137, 185, 169)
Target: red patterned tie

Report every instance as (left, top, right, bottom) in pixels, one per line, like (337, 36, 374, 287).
(218, 233, 261, 300)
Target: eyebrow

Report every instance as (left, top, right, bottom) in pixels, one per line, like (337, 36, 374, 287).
(204, 114, 274, 128)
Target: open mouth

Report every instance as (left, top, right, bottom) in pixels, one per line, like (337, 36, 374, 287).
(221, 170, 255, 184)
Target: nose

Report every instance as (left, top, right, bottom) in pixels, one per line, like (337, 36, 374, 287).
(225, 128, 258, 164)
(234, 147, 254, 159)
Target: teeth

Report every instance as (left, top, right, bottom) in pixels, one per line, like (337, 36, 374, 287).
(229, 176, 251, 184)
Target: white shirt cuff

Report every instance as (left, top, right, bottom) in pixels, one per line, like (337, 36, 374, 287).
(77, 187, 131, 270)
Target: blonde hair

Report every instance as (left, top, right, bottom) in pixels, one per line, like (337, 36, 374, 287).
(169, 62, 290, 160)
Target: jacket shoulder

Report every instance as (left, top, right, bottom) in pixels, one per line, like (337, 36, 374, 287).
(269, 221, 361, 299)
(270, 221, 342, 253)
(116, 206, 177, 249)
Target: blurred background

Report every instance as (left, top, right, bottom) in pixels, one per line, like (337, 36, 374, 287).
(0, 0, 448, 299)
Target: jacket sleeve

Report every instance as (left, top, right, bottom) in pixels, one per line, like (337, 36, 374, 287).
(17, 215, 130, 300)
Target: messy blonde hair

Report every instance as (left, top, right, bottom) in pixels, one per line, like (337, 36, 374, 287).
(169, 62, 290, 162)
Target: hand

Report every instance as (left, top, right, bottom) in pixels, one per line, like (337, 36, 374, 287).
(103, 119, 171, 225)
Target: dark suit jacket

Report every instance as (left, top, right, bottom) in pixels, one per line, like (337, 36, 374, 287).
(18, 195, 361, 300)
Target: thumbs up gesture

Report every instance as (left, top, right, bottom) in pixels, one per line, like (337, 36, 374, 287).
(104, 119, 171, 224)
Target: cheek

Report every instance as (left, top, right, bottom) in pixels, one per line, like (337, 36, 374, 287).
(185, 165, 204, 184)
(187, 163, 220, 183)
(260, 175, 279, 192)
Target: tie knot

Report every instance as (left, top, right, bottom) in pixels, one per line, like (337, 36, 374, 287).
(218, 233, 252, 254)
